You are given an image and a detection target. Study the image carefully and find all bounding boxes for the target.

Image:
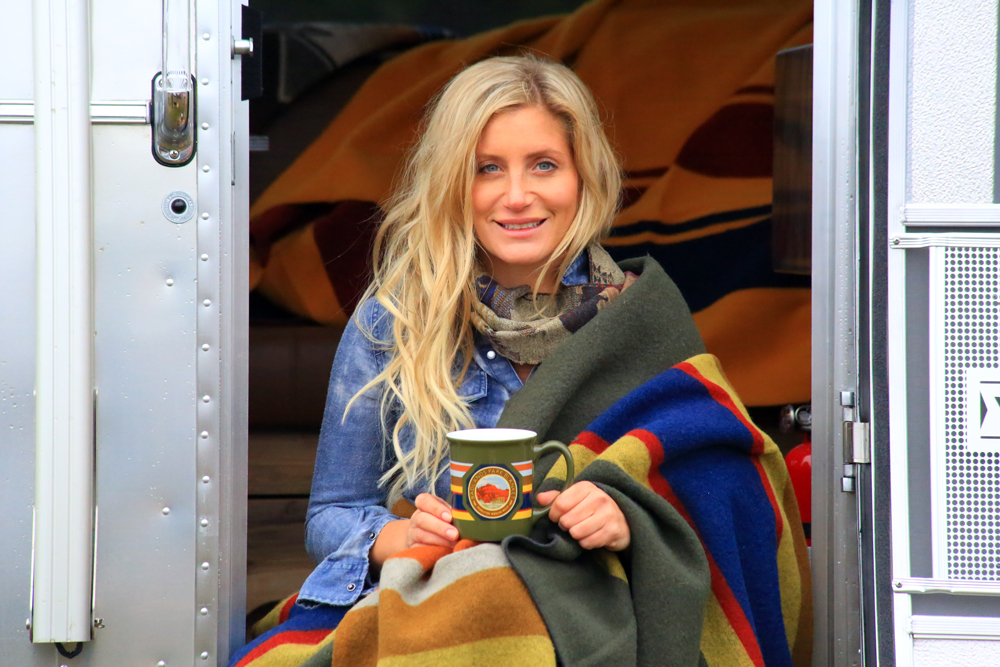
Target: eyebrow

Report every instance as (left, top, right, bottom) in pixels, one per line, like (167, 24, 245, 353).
(476, 149, 568, 162)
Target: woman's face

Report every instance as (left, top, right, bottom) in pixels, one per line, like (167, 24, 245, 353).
(472, 105, 580, 291)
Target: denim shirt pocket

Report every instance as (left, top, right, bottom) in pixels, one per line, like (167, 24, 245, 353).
(456, 365, 488, 402)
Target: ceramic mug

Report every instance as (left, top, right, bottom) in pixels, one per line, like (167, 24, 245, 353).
(447, 428, 576, 542)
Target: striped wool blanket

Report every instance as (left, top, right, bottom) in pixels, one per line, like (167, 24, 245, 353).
(248, 0, 813, 407)
(231, 354, 810, 667)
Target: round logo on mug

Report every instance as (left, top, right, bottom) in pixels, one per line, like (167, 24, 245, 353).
(467, 466, 518, 519)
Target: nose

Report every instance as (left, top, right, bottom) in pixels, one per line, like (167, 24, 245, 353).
(502, 170, 532, 211)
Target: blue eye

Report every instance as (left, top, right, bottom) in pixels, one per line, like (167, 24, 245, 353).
(479, 164, 499, 174)
(537, 161, 556, 171)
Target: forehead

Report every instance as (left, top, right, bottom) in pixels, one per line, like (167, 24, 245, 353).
(476, 105, 571, 154)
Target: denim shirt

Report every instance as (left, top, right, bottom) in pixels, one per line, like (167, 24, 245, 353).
(300, 252, 590, 606)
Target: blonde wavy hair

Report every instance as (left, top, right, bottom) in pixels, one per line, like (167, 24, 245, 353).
(349, 55, 622, 502)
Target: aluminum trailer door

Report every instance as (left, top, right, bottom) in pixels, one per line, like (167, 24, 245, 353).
(0, 0, 250, 664)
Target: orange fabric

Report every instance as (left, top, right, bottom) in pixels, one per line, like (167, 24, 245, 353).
(250, 0, 814, 405)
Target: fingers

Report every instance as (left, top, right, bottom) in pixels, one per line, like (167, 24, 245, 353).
(535, 490, 559, 507)
(415, 492, 453, 521)
(407, 493, 459, 548)
(545, 481, 631, 551)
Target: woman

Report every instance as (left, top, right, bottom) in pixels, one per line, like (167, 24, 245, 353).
(300, 55, 636, 608)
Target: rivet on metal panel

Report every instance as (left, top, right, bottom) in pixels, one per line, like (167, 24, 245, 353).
(201, 562, 210, 570)
(201, 122, 209, 130)
(202, 33, 210, 40)
(200, 430, 209, 438)
(166, 278, 174, 286)
(202, 165, 210, 173)
(895, 581, 902, 588)
(169, 150, 179, 159)
(162, 507, 170, 515)
(201, 254, 209, 261)
(201, 212, 209, 220)
(201, 652, 209, 660)
(201, 518, 209, 527)
(203, 299, 211, 307)
(202, 476, 210, 484)
(200, 607, 208, 615)
(93, 618, 104, 629)
(200, 78, 209, 86)
(202, 395, 211, 403)
(202, 344, 210, 351)
(158, 662, 166, 667)
(25, 618, 30, 631)
(892, 237, 900, 245)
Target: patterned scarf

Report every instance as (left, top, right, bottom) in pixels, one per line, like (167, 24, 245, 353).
(471, 244, 636, 365)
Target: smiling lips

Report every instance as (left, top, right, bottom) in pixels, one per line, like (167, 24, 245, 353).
(497, 218, 545, 231)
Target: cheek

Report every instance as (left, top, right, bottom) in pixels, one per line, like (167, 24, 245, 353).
(471, 182, 495, 220)
(554, 176, 580, 218)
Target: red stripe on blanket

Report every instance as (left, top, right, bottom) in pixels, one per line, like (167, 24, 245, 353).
(631, 427, 766, 667)
(574, 430, 611, 456)
(236, 629, 331, 667)
(676, 362, 765, 455)
(676, 362, 784, 543)
(279, 594, 299, 624)
(706, 554, 767, 667)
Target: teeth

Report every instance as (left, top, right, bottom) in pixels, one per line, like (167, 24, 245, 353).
(500, 221, 542, 230)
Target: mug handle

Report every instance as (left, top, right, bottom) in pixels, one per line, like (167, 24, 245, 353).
(531, 440, 576, 518)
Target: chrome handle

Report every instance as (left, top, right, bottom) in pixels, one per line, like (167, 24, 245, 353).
(152, 0, 195, 166)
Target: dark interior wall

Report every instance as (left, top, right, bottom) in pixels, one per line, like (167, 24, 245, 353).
(248, 0, 590, 37)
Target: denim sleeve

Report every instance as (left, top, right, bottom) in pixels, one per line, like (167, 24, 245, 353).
(300, 300, 399, 607)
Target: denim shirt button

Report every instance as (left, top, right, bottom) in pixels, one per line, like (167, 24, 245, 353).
(347, 583, 356, 592)
(486, 350, 496, 360)
(368, 532, 376, 541)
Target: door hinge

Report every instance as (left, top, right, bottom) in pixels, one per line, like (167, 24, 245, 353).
(844, 421, 871, 465)
(839, 390, 870, 493)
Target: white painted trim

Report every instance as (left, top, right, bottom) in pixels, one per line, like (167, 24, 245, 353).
(887, 0, 915, 665)
(928, 248, 947, 578)
(904, 204, 1000, 225)
(890, 234, 1000, 248)
(0, 100, 149, 124)
(31, 0, 95, 644)
(911, 615, 1000, 640)
(893, 577, 1000, 595)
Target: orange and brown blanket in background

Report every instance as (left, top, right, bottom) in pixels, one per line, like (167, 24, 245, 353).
(249, 0, 814, 406)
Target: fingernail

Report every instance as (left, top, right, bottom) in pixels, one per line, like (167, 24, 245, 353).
(442, 511, 452, 522)
(448, 529, 458, 539)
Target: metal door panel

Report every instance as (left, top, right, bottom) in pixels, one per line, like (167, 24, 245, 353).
(86, 123, 199, 666)
(0, 124, 51, 667)
(0, 0, 33, 99)
(91, 0, 161, 102)
(907, 0, 998, 204)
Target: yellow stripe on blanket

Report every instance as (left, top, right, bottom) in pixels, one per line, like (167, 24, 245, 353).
(451, 484, 463, 495)
(700, 594, 758, 667)
(377, 635, 555, 667)
(512, 509, 532, 520)
(451, 510, 473, 521)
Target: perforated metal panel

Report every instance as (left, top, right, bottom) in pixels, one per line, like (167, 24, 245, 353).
(931, 246, 1000, 581)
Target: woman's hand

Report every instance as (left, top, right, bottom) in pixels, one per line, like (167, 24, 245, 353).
(406, 493, 460, 548)
(371, 493, 458, 570)
(536, 481, 630, 551)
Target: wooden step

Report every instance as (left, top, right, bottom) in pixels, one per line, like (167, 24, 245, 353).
(246, 497, 314, 613)
(248, 430, 318, 496)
